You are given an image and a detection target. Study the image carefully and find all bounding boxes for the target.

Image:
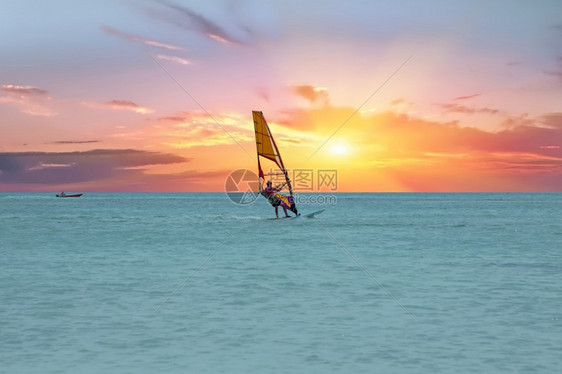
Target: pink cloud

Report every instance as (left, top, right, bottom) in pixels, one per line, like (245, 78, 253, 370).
(155, 54, 191, 65)
(1, 85, 49, 96)
(82, 100, 154, 114)
(101, 25, 184, 51)
(105, 100, 154, 114)
(452, 93, 480, 101)
(440, 103, 499, 115)
(0, 84, 57, 116)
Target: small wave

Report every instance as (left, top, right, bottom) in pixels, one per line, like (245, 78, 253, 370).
(231, 215, 264, 221)
(452, 223, 467, 228)
(197, 214, 266, 221)
(0, 194, 52, 200)
(482, 262, 562, 272)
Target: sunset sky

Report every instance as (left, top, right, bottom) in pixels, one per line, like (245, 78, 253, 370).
(1, 0, 561, 192)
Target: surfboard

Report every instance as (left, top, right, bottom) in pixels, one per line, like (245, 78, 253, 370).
(292, 208, 326, 219)
(266, 209, 326, 220)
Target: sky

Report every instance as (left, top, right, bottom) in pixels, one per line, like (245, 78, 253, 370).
(1, 0, 561, 192)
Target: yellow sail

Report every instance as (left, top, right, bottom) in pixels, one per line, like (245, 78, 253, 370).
(253, 110, 282, 167)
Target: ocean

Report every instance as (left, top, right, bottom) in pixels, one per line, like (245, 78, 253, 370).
(1, 192, 561, 373)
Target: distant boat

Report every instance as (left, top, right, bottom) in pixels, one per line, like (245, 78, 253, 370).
(56, 192, 83, 198)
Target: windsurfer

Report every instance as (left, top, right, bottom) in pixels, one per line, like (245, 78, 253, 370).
(263, 180, 290, 218)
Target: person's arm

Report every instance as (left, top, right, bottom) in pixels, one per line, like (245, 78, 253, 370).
(275, 181, 287, 190)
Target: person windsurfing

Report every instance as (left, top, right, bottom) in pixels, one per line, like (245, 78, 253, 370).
(252, 111, 300, 218)
(262, 180, 291, 218)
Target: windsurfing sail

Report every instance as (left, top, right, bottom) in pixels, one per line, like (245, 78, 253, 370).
(253, 111, 298, 215)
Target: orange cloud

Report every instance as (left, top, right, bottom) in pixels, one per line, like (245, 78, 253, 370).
(143, 104, 561, 191)
(276, 106, 355, 132)
(156, 111, 253, 148)
(274, 104, 561, 191)
(440, 103, 500, 115)
(291, 85, 329, 104)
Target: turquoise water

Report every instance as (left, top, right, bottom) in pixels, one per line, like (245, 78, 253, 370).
(1, 193, 561, 373)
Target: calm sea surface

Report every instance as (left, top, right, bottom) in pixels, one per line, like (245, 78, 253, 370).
(1, 193, 561, 373)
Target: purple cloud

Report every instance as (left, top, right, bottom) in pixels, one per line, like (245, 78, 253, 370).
(0, 149, 188, 184)
(149, 0, 246, 45)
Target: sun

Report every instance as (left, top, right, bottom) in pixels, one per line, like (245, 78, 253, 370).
(330, 142, 350, 156)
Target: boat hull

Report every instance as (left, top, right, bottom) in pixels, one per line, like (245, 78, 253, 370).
(56, 194, 83, 198)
